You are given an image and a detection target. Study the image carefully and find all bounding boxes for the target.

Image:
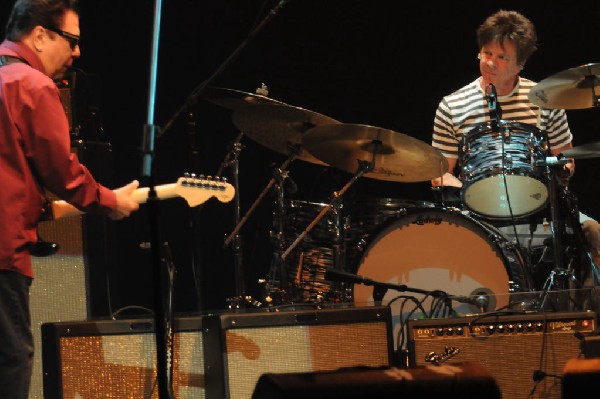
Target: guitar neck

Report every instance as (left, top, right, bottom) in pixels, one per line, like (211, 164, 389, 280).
(50, 179, 232, 220)
(50, 186, 175, 220)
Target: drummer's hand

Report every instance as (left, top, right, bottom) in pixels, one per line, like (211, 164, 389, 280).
(431, 172, 463, 188)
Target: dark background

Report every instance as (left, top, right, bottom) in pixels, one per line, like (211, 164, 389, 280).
(2, 1, 600, 316)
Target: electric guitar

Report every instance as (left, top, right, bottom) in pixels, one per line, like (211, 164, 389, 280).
(32, 176, 234, 256)
(50, 175, 235, 220)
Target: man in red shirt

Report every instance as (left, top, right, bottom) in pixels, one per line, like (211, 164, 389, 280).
(0, 1, 139, 397)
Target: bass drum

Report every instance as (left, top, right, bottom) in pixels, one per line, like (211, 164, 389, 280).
(352, 207, 532, 346)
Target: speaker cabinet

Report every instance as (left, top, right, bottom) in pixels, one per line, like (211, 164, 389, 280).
(408, 311, 596, 399)
(251, 362, 501, 399)
(41, 306, 391, 399)
(203, 305, 392, 399)
(41, 317, 205, 399)
(29, 141, 114, 399)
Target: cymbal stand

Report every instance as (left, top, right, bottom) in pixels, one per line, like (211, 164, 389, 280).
(538, 163, 579, 310)
(263, 163, 294, 303)
(281, 159, 374, 263)
(223, 144, 299, 302)
(218, 133, 248, 308)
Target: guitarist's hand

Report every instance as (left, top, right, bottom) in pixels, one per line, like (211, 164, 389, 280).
(109, 180, 140, 220)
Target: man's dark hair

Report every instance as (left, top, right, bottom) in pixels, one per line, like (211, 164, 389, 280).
(5, 0, 79, 41)
(477, 9, 538, 67)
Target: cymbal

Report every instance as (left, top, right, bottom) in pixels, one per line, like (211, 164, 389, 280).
(232, 104, 341, 165)
(529, 63, 600, 109)
(203, 86, 287, 110)
(562, 141, 600, 159)
(302, 124, 448, 182)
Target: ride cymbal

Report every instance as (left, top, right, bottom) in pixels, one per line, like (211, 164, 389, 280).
(302, 124, 448, 182)
(529, 63, 600, 109)
(203, 86, 287, 110)
(232, 104, 341, 165)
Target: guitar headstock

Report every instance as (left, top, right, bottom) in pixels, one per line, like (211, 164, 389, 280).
(174, 175, 235, 207)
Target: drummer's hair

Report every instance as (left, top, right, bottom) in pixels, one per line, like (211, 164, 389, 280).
(477, 9, 538, 67)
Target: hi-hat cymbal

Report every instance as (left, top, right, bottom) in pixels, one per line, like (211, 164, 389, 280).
(232, 104, 341, 165)
(302, 124, 448, 182)
(529, 63, 600, 109)
(203, 86, 287, 110)
(562, 141, 600, 159)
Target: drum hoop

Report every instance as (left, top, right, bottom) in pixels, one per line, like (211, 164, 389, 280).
(463, 120, 545, 139)
(358, 207, 509, 263)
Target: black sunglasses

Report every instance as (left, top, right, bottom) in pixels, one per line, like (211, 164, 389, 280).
(43, 26, 80, 50)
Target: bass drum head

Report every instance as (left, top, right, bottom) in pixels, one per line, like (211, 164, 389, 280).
(353, 208, 527, 348)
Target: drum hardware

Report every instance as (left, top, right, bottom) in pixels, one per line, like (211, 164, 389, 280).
(280, 159, 373, 263)
(225, 102, 341, 303)
(528, 63, 600, 110)
(210, 132, 253, 309)
(222, 148, 298, 302)
(536, 178, 596, 311)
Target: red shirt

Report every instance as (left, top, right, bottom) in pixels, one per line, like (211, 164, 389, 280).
(0, 40, 116, 278)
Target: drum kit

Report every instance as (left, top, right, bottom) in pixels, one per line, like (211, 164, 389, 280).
(203, 63, 600, 318)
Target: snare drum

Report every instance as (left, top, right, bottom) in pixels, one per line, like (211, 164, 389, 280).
(459, 120, 549, 219)
(352, 207, 531, 347)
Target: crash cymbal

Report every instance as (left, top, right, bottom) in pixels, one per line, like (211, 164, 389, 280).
(562, 141, 600, 159)
(203, 86, 287, 110)
(232, 104, 341, 165)
(529, 63, 600, 109)
(302, 124, 448, 182)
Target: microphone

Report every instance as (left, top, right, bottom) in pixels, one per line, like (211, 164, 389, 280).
(324, 268, 366, 285)
(448, 295, 490, 312)
(486, 83, 502, 128)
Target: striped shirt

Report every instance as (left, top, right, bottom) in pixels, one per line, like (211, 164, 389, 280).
(432, 77, 572, 160)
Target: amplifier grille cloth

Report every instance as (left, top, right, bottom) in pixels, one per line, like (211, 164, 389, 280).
(225, 322, 389, 399)
(59, 331, 205, 398)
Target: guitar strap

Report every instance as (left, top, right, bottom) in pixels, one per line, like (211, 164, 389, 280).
(0, 55, 28, 66)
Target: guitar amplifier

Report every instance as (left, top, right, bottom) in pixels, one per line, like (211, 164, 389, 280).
(203, 305, 393, 399)
(408, 311, 596, 399)
(41, 306, 392, 399)
(41, 317, 206, 399)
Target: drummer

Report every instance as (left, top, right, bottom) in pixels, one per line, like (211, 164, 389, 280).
(430, 10, 600, 284)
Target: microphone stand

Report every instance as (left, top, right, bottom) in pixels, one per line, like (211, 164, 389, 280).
(140, 0, 173, 398)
